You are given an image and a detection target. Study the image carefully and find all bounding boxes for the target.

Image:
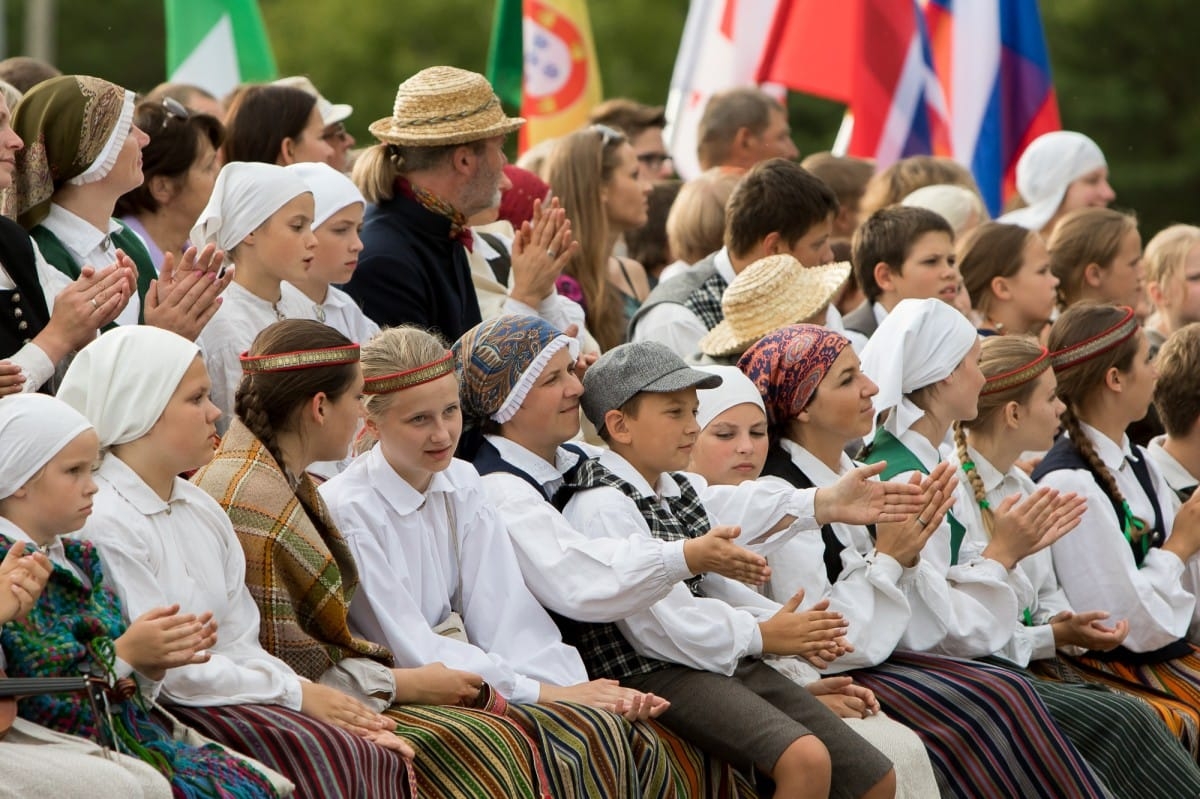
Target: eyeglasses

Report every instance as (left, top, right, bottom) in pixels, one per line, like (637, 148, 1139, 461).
(322, 122, 351, 143)
(160, 97, 190, 130)
(591, 124, 623, 148)
(636, 151, 673, 171)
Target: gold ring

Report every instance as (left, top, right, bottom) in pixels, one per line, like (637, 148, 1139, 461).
(90, 297, 99, 310)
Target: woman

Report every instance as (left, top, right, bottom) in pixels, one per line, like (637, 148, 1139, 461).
(192, 161, 318, 432)
(222, 84, 334, 166)
(999, 130, 1114, 237)
(1047, 207, 1143, 312)
(8, 75, 225, 340)
(115, 98, 223, 273)
(60, 325, 420, 798)
(957, 222, 1059, 338)
(544, 125, 652, 351)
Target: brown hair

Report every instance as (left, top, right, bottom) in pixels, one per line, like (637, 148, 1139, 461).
(860, 156, 979, 218)
(1154, 322, 1200, 438)
(544, 126, 630, 351)
(852, 206, 954, 303)
(0, 56, 60, 94)
(235, 320, 359, 476)
(1046, 207, 1138, 309)
(1048, 302, 1146, 536)
(115, 101, 224, 217)
(697, 88, 780, 170)
(665, 168, 740, 264)
(954, 335, 1047, 536)
(222, 84, 318, 164)
(956, 222, 1035, 318)
(625, 180, 682, 276)
(724, 159, 838, 259)
(800, 152, 875, 207)
(588, 98, 666, 140)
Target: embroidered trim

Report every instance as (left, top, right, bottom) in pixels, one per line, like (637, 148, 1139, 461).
(240, 344, 360, 374)
(1050, 306, 1138, 372)
(980, 348, 1051, 396)
(363, 352, 454, 394)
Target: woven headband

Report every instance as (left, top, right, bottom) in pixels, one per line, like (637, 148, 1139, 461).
(980, 348, 1051, 396)
(240, 344, 360, 374)
(363, 352, 454, 394)
(1050, 306, 1138, 373)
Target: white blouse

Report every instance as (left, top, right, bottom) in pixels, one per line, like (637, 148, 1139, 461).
(40, 204, 140, 327)
(949, 446, 1074, 666)
(196, 280, 315, 434)
(876, 415, 1019, 657)
(76, 455, 304, 709)
(480, 435, 693, 619)
(319, 448, 588, 705)
(1037, 422, 1200, 651)
(290, 284, 380, 346)
(759, 440, 918, 671)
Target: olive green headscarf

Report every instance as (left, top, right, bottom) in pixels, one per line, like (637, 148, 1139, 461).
(5, 75, 134, 230)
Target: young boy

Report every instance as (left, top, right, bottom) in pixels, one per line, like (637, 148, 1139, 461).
(555, 339, 903, 799)
(1150, 323, 1200, 503)
(843, 206, 959, 341)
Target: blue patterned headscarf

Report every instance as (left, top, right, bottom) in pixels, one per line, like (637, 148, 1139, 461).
(737, 324, 850, 426)
(453, 314, 579, 428)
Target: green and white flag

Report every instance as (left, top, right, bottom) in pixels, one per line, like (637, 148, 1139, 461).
(165, 0, 277, 97)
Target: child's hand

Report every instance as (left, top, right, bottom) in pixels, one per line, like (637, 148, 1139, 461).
(0, 543, 51, 624)
(683, 526, 770, 585)
(115, 605, 217, 681)
(983, 488, 1084, 568)
(1050, 610, 1128, 652)
(758, 590, 848, 662)
(807, 675, 879, 718)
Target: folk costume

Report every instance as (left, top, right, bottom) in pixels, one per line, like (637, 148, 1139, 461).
(0, 213, 69, 392)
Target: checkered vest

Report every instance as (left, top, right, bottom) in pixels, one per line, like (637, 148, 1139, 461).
(681, 272, 728, 332)
(553, 459, 710, 680)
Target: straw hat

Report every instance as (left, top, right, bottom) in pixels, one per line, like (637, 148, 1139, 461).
(369, 66, 525, 147)
(698, 255, 851, 358)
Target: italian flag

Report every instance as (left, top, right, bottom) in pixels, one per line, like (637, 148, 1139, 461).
(165, 0, 277, 97)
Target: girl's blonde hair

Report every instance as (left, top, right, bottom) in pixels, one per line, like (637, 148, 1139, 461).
(357, 326, 451, 454)
(1144, 224, 1200, 293)
(1046, 207, 1138, 309)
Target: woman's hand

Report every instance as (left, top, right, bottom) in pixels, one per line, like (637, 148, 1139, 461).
(392, 662, 485, 707)
(0, 361, 25, 397)
(814, 461, 924, 526)
(37, 257, 136, 360)
(509, 197, 579, 308)
(1050, 610, 1128, 652)
(114, 605, 218, 681)
(683, 525, 770, 585)
(873, 465, 957, 567)
(982, 488, 1084, 569)
(300, 682, 415, 756)
(144, 244, 231, 341)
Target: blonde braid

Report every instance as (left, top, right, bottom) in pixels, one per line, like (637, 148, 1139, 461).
(954, 421, 995, 537)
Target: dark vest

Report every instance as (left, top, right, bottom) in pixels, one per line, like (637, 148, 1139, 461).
(627, 251, 721, 339)
(0, 216, 50, 365)
(31, 221, 156, 325)
(842, 300, 879, 340)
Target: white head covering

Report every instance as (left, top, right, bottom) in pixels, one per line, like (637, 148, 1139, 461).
(66, 89, 136, 187)
(189, 161, 311, 252)
(0, 394, 93, 499)
(859, 298, 978, 436)
(696, 365, 766, 431)
(999, 131, 1107, 231)
(58, 326, 201, 448)
(901, 184, 987, 235)
(286, 162, 366, 230)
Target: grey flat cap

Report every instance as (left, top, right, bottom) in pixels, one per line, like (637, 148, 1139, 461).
(581, 341, 724, 429)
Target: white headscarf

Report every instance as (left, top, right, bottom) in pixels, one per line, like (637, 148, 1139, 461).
(860, 298, 978, 436)
(286, 162, 365, 229)
(999, 131, 1107, 231)
(696, 365, 766, 431)
(0, 394, 93, 499)
(190, 161, 311, 252)
(58, 326, 201, 448)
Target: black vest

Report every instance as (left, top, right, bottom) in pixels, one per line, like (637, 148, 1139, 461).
(0, 216, 50, 363)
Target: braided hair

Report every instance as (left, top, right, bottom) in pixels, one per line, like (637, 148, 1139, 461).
(234, 320, 359, 478)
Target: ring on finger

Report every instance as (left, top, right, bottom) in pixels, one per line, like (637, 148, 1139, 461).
(90, 297, 99, 310)
(547, 249, 557, 258)
(916, 517, 930, 527)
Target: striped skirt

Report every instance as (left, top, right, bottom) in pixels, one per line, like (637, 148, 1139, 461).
(645, 720, 759, 798)
(170, 703, 414, 799)
(1033, 651, 1200, 759)
(849, 651, 1109, 798)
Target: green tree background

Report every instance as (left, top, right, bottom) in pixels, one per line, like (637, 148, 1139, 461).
(14, 0, 1197, 236)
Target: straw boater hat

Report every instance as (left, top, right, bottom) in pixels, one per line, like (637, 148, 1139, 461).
(699, 255, 851, 358)
(369, 66, 525, 147)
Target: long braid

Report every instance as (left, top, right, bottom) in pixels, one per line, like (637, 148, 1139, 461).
(1060, 404, 1148, 540)
(953, 421, 995, 537)
(234, 376, 292, 478)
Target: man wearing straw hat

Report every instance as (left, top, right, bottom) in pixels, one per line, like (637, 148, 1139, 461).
(345, 66, 524, 341)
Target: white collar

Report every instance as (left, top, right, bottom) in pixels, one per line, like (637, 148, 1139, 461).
(1074, 420, 1134, 473)
(365, 444, 457, 515)
(0, 516, 78, 579)
(485, 434, 583, 487)
(872, 301, 889, 326)
(779, 437, 854, 484)
(1148, 436, 1198, 492)
(41, 204, 123, 260)
(97, 454, 194, 517)
(714, 248, 736, 285)
(598, 449, 681, 500)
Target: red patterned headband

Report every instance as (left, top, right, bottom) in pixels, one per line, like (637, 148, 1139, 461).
(363, 352, 454, 395)
(980, 347, 1051, 396)
(240, 344, 360, 374)
(1050, 306, 1139, 373)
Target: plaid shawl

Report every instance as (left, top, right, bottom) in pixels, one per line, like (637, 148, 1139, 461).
(191, 419, 393, 681)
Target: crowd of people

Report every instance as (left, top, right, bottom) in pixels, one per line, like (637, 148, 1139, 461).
(2, 50, 1200, 798)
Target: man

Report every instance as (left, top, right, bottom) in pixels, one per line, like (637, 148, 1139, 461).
(697, 88, 798, 172)
(344, 66, 523, 341)
(589, 98, 673, 179)
(273, 75, 356, 172)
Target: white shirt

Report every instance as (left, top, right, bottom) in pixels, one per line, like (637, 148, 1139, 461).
(948, 446, 1074, 666)
(1038, 422, 1200, 651)
(76, 455, 304, 709)
(759, 440, 917, 671)
(289, 284, 380, 345)
(197, 279, 315, 434)
(632, 248, 736, 358)
(320, 449, 588, 704)
(1147, 435, 1199, 510)
(824, 304, 868, 354)
(480, 434, 693, 619)
(560, 449, 816, 674)
(1, 241, 71, 392)
(878, 420, 1020, 657)
(40, 204, 140, 326)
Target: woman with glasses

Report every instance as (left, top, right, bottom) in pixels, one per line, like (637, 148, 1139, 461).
(116, 99, 223, 275)
(544, 124, 653, 351)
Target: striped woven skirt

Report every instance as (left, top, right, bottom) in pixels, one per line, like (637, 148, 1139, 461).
(170, 703, 414, 799)
(1032, 650, 1200, 759)
(849, 651, 1109, 798)
(645, 719, 759, 798)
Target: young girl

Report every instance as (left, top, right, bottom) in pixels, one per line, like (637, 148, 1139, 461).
(1143, 224, 1200, 349)
(956, 222, 1059, 338)
(998, 130, 1113, 237)
(58, 325, 419, 798)
(1047, 207, 1143, 311)
(0, 393, 281, 798)
(1034, 302, 1200, 750)
(284, 162, 380, 344)
(189, 319, 560, 798)
(320, 325, 685, 799)
(193, 161, 318, 432)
